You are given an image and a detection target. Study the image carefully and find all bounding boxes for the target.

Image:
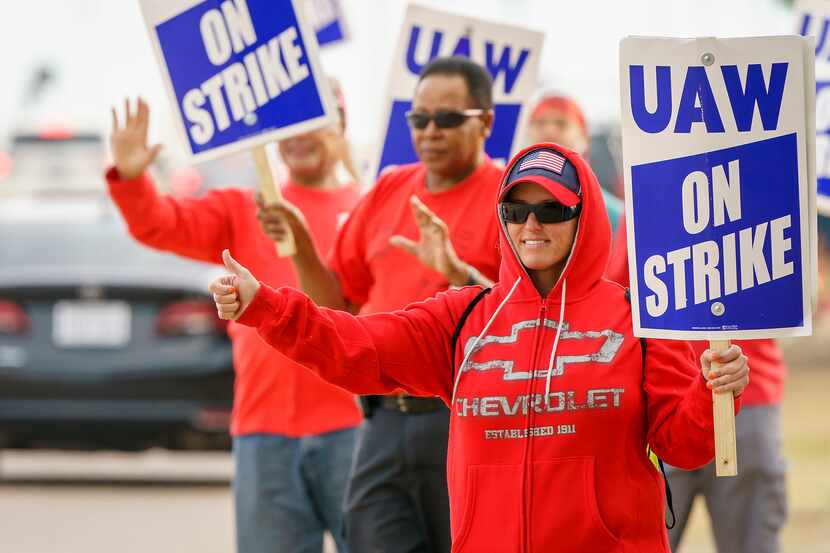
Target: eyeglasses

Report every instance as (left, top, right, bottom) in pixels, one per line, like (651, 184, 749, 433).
(500, 201, 581, 224)
(404, 109, 485, 130)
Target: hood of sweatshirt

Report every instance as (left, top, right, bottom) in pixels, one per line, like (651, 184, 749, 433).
(495, 142, 611, 304)
(449, 143, 615, 412)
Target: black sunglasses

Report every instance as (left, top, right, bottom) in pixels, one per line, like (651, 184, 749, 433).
(500, 201, 581, 224)
(405, 109, 485, 130)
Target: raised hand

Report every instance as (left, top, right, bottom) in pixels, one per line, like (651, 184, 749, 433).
(110, 97, 162, 180)
(700, 344, 749, 396)
(209, 250, 261, 321)
(389, 195, 474, 286)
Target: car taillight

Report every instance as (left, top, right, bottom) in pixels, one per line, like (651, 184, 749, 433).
(156, 299, 226, 337)
(0, 300, 30, 335)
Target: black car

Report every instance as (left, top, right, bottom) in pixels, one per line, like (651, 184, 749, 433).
(0, 194, 234, 451)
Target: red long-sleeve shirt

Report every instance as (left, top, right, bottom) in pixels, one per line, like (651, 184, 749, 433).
(106, 168, 362, 437)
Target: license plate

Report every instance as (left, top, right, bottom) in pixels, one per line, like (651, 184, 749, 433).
(53, 301, 131, 348)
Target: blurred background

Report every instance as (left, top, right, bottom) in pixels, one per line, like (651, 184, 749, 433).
(0, 0, 827, 552)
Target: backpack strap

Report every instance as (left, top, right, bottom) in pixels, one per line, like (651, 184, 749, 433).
(659, 457, 677, 530)
(629, 288, 676, 530)
(450, 287, 492, 379)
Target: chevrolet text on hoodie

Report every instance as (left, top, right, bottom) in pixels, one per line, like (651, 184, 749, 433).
(237, 144, 740, 553)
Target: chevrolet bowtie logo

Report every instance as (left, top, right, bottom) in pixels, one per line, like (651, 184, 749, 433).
(460, 320, 624, 380)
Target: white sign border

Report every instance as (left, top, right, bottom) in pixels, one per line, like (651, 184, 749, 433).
(369, 3, 543, 179)
(139, 0, 338, 164)
(796, 1, 830, 215)
(620, 35, 815, 341)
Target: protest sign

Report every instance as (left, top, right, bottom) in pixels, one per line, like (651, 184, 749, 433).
(798, 1, 830, 215)
(140, 0, 338, 255)
(373, 4, 543, 177)
(620, 36, 816, 475)
(306, 0, 349, 48)
(139, 0, 337, 163)
(620, 36, 815, 340)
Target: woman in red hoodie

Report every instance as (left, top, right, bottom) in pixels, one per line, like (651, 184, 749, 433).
(210, 144, 749, 553)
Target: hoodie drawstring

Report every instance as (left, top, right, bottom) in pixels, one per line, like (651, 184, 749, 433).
(544, 279, 567, 407)
(451, 276, 523, 404)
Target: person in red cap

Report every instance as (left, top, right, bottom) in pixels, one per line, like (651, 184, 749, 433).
(607, 223, 789, 553)
(209, 142, 749, 553)
(526, 93, 624, 234)
(105, 89, 360, 553)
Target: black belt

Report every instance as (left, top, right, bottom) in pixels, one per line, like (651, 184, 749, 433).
(359, 395, 446, 416)
(381, 394, 446, 413)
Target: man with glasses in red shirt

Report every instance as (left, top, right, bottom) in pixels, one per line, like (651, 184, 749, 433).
(257, 56, 502, 553)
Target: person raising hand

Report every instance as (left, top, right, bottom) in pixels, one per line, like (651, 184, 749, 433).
(106, 89, 362, 553)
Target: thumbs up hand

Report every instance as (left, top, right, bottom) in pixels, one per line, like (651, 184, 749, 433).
(209, 250, 261, 320)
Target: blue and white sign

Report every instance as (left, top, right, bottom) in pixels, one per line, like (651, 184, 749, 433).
(139, 0, 337, 162)
(620, 36, 816, 339)
(306, 0, 349, 48)
(797, 1, 830, 215)
(373, 5, 543, 177)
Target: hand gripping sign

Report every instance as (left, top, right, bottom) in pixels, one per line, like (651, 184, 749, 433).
(139, 0, 339, 255)
(620, 36, 817, 476)
(373, 4, 543, 177)
(797, 1, 830, 215)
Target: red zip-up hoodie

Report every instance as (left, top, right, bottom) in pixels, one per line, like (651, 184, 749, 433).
(238, 144, 737, 552)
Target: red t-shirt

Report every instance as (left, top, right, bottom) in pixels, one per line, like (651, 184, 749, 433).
(329, 159, 503, 314)
(106, 168, 363, 436)
(606, 219, 787, 405)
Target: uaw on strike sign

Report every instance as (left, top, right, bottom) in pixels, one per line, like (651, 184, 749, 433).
(620, 36, 816, 341)
(374, 4, 543, 176)
(797, 0, 830, 214)
(139, 0, 337, 162)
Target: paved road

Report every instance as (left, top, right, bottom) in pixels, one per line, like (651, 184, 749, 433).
(0, 450, 338, 553)
(0, 450, 236, 553)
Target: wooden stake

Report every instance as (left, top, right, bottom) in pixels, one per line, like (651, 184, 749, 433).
(252, 145, 296, 257)
(710, 339, 738, 477)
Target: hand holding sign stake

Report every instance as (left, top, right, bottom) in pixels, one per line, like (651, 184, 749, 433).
(620, 36, 816, 478)
(252, 145, 296, 256)
(709, 339, 737, 476)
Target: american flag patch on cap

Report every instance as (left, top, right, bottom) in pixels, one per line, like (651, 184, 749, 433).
(518, 151, 566, 174)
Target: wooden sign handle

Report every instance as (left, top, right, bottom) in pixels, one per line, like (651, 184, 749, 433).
(710, 339, 738, 477)
(252, 145, 296, 257)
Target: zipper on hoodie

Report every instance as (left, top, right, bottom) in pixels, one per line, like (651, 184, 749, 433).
(520, 302, 546, 553)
